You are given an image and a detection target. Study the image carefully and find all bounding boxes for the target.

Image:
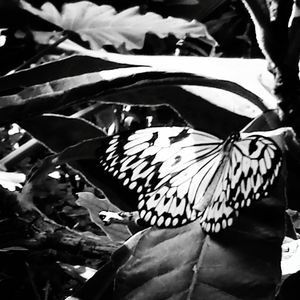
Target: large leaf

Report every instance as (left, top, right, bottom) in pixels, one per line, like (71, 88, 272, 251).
(23, 1, 215, 51)
(70, 52, 277, 109)
(0, 69, 265, 133)
(114, 186, 285, 300)
(18, 114, 106, 153)
(16, 89, 251, 141)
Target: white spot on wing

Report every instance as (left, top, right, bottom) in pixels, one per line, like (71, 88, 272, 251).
(140, 210, 146, 218)
(138, 200, 145, 209)
(118, 173, 126, 180)
(172, 218, 179, 226)
(144, 211, 152, 222)
(165, 218, 171, 227)
(124, 143, 150, 155)
(129, 182, 137, 190)
(150, 215, 157, 225)
(157, 216, 164, 226)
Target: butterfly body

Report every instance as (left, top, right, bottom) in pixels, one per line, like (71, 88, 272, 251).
(97, 127, 282, 233)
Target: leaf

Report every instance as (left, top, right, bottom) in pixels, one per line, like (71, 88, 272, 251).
(0, 69, 265, 134)
(281, 238, 300, 277)
(75, 51, 277, 106)
(18, 113, 106, 152)
(24, 1, 216, 50)
(68, 230, 147, 300)
(59, 262, 97, 280)
(17, 115, 111, 210)
(113, 174, 286, 299)
(20, 86, 250, 140)
(0, 171, 25, 191)
(76, 192, 132, 243)
(0, 246, 28, 252)
(0, 104, 106, 170)
(0, 54, 135, 95)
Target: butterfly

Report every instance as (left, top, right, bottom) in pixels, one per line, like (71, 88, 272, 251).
(97, 127, 282, 233)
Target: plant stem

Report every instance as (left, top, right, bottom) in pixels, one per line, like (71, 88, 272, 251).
(13, 31, 70, 72)
(25, 261, 42, 300)
(43, 280, 51, 300)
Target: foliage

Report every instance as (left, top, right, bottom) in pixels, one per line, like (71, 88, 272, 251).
(22, 1, 216, 51)
(0, 0, 299, 299)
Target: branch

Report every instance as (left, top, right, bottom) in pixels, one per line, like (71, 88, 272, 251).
(0, 186, 117, 258)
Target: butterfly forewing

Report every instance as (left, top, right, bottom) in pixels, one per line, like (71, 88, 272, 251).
(97, 127, 282, 234)
(98, 127, 223, 227)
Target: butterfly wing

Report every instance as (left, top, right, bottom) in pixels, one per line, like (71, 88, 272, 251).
(97, 127, 223, 227)
(199, 134, 282, 233)
(98, 127, 282, 233)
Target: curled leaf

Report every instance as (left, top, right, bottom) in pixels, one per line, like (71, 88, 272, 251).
(24, 1, 216, 50)
(76, 192, 132, 243)
(281, 238, 300, 276)
(0, 171, 25, 191)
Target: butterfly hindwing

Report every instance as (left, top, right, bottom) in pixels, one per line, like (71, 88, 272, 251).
(199, 134, 282, 233)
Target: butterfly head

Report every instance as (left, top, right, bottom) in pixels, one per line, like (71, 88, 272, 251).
(229, 132, 241, 141)
(222, 132, 240, 152)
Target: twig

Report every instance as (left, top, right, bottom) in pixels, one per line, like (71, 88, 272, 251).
(43, 280, 51, 300)
(0, 186, 118, 257)
(12, 31, 71, 73)
(25, 261, 42, 300)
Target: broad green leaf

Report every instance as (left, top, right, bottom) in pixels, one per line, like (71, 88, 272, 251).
(115, 190, 285, 300)
(24, 1, 216, 50)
